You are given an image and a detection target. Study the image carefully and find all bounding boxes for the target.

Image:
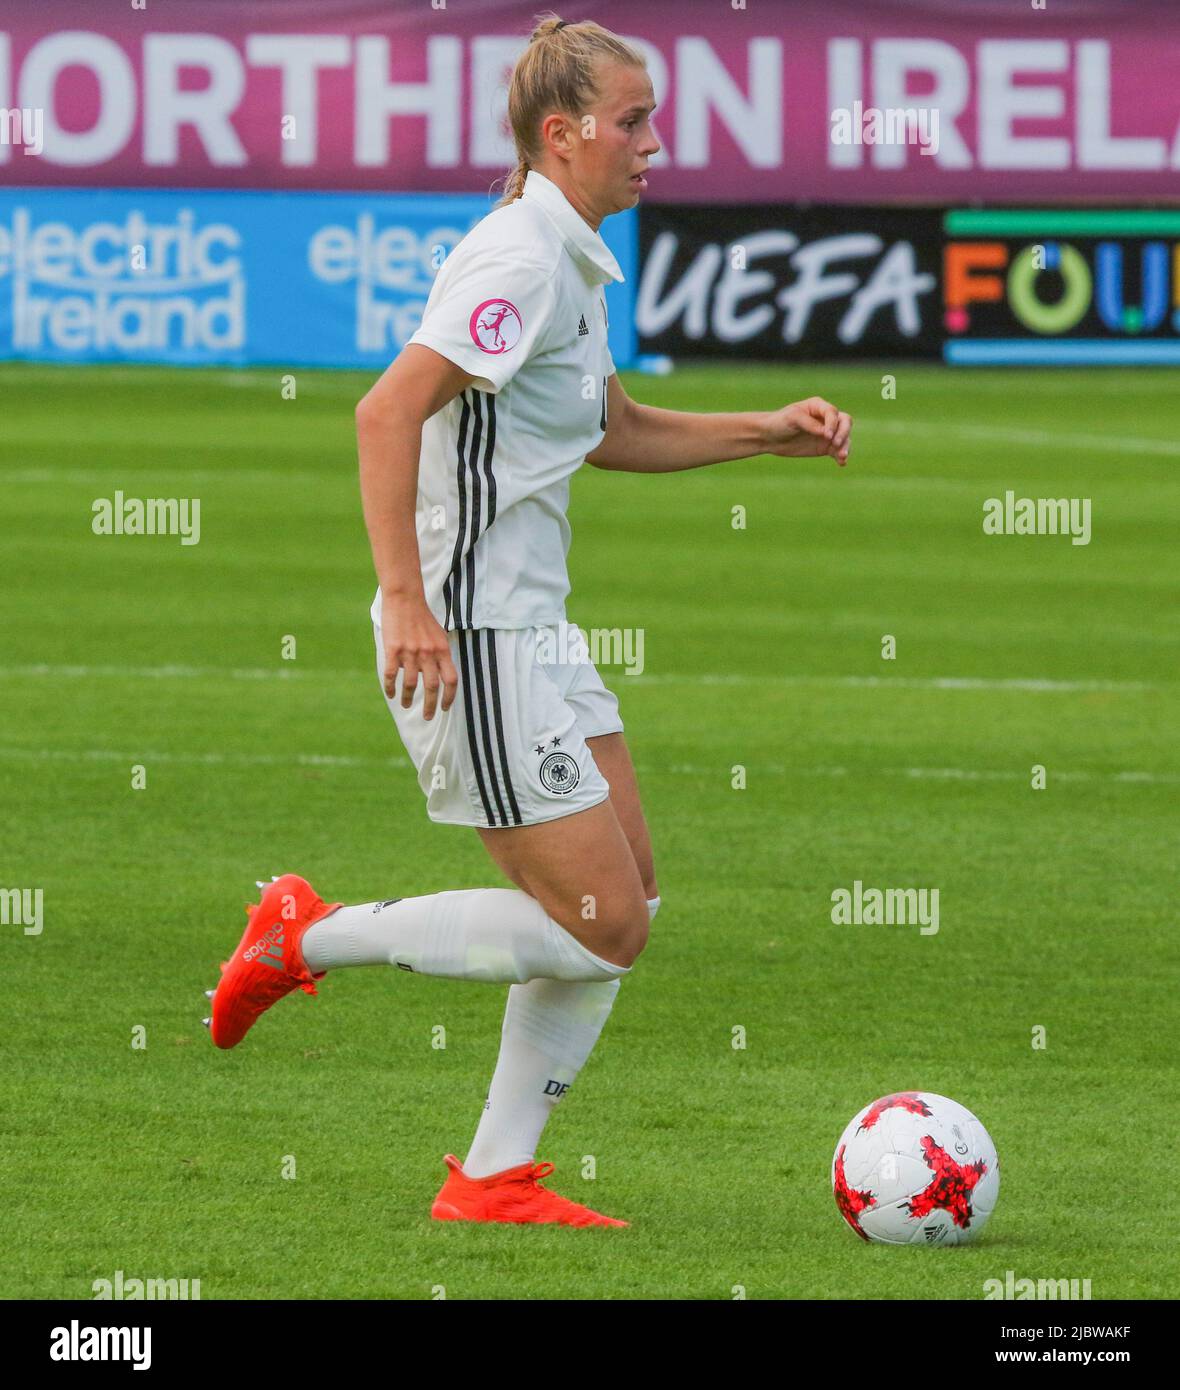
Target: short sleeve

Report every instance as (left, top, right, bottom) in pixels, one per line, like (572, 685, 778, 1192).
(408, 247, 558, 394)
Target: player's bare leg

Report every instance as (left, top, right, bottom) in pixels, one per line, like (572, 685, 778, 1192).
(585, 732, 659, 903)
(476, 793, 650, 965)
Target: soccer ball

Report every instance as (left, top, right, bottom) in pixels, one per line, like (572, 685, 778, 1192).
(831, 1091, 1000, 1246)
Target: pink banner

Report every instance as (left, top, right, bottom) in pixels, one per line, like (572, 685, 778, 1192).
(0, 0, 1177, 202)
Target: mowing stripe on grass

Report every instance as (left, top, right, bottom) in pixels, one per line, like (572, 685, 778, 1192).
(867, 418, 1180, 457)
(0, 665, 1160, 693)
(3, 419, 1180, 466)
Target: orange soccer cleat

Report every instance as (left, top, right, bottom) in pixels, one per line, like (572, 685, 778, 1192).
(206, 874, 342, 1049)
(430, 1153, 628, 1227)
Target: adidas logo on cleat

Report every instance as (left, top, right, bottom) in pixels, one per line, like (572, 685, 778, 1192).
(244, 924, 286, 968)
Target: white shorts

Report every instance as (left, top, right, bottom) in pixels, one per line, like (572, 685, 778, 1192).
(371, 601, 625, 828)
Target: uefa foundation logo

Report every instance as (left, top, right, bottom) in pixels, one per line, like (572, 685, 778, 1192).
(469, 298, 522, 354)
(942, 210, 1180, 364)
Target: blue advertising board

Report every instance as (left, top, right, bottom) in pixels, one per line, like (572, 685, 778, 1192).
(0, 189, 637, 370)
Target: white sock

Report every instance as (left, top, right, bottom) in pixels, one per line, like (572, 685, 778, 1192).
(462, 976, 622, 1177)
(300, 888, 629, 984)
(462, 896, 662, 1178)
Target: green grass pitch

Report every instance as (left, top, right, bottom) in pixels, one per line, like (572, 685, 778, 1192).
(1, 360, 1176, 1300)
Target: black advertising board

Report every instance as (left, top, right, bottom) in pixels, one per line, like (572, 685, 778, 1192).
(637, 206, 1180, 365)
(636, 205, 944, 360)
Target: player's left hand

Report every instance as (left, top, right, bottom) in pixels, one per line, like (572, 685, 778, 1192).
(763, 397, 852, 466)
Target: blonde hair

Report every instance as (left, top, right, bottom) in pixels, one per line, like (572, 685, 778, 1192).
(495, 12, 646, 207)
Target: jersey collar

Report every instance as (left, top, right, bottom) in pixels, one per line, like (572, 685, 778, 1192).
(520, 169, 624, 286)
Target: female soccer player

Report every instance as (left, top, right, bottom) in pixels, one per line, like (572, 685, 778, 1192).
(208, 14, 852, 1227)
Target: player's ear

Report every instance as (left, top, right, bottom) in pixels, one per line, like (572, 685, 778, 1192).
(540, 110, 573, 159)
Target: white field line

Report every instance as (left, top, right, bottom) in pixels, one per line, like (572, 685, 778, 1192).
(0, 363, 1168, 401)
(766, 765, 1180, 785)
(0, 663, 312, 681)
(0, 744, 408, 770)
(0, 365, 369, 392)
(0, 743, 1174, 785)
(836, 418, 1180, 458)
(2, 466, 337, 484)
(0, 665, 1160, 694)
(631, 674, 1158, 693)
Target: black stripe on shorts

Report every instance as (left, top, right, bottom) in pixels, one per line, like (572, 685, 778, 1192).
(483, 628, 522, 825)
(456, 628, 496, 826)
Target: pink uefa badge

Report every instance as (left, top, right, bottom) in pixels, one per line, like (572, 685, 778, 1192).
(469, 299, 522, 354)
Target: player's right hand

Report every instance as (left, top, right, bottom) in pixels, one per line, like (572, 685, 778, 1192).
(381, 594, 459, 720)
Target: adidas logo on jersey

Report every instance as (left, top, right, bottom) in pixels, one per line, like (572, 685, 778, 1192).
(577, 314, 589, 336)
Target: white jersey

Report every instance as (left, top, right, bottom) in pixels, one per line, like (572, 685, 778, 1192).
(399, 169, 622, 631)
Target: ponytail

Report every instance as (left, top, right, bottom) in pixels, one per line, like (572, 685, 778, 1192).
(494, 12, 646, 207)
